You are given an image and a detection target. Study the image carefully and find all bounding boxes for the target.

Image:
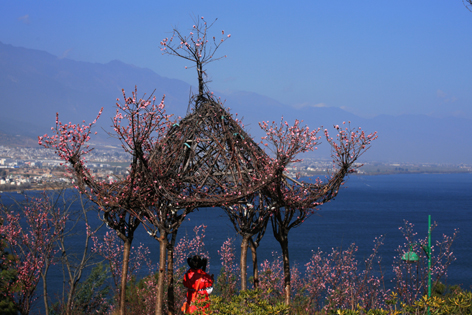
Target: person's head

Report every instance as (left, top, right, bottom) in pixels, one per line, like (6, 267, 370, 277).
(187, 255, 208, 271)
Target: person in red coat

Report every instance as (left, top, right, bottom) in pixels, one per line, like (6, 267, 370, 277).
(181, 255, 214, 314)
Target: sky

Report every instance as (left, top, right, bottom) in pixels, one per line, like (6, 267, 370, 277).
(1, 0, 471, 119)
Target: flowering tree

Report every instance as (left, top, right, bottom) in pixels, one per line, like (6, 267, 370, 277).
(0, 193, 66, 315)
(91, 229, 153, 314)
(255, 239, 388, 313)
(37, 189, 103, 315)
(39, 87, 171, 315)
(304, 239, 388, 312)
(221, 118, 324, 291)
(215, 238, 239, 301)
(0, 218, 19, 315)
(393, 220, 457, 306)
(261, 121, 378, 305)
(40, 54, 278, 315)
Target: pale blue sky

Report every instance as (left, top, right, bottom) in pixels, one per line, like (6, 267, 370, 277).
(1, 0, 471, 118)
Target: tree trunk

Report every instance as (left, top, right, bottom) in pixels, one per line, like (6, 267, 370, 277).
(41, 264, 50, 315)
(240, 236, 249, 290)
(166, 247, 174, 315)
(166, 232, 177, 315)
(249, 238, 259, 288)
(119, 239, 132, 315)
(155, 233, 168, 315)
(280, 237, 291, 305)
(197, 62, 204, 96)
(65, 280, 76, 315)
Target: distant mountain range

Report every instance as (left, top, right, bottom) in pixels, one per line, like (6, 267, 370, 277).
(1, 41, 470, 164)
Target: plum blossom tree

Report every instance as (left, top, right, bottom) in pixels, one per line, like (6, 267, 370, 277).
(215, 237, 239, 301)
(0, 219, 18, 315)
(0, 193, 66, 315)
(39, 88, 172, 315)
(393, 221, 458, 307)
(222, 117, 323, 291)
(91, 230, 153, 304)
(304, 238, 388, 312)
(41, 189, 103, 315)
(260, 120, 378, 305)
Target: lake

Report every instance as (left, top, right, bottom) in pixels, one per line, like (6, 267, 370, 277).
(179, 173, 472, 289)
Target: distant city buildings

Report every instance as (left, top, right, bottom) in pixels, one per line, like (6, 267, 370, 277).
(0, 145, 129, 190)
(0, 145, 471, 192)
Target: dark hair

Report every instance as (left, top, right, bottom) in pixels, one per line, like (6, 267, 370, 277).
(187, 255, 208, 271)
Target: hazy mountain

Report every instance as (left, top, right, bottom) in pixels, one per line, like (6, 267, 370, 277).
(226, 101, 472, 164)
(0, 41, 470, 164)
(0, 42, 192, 137)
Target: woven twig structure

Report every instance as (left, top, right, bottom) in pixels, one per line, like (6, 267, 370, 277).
(149, 92, 278, 207)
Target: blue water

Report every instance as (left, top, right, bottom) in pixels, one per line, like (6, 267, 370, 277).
(1, 173, 471, 312)
(179, 173, 472, 289)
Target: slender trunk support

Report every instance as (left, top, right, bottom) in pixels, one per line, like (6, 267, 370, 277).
(197, 62, 204, 96)
(249, 238, 259, 288)
(281, 238, 291, 305)
(155, 234, 168, 315)
(120, 239, 132, 315)
(41, 267, 49, 315)
(240, 236, 249, 290)
(166, 233, 177, 315)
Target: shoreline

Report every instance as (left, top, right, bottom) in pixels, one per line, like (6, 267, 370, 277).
(2, 172, 471, 194)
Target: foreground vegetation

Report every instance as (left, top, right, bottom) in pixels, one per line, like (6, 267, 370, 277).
(208, 288, 472, 315)
(1, 201, 463, 315)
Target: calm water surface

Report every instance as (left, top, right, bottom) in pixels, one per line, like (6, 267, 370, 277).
(182, 173, 472, 289)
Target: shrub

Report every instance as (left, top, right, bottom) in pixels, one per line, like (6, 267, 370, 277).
(210, 289, 289, 314)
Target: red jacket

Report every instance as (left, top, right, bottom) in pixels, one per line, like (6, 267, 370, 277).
(182, 268, 214, 314)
